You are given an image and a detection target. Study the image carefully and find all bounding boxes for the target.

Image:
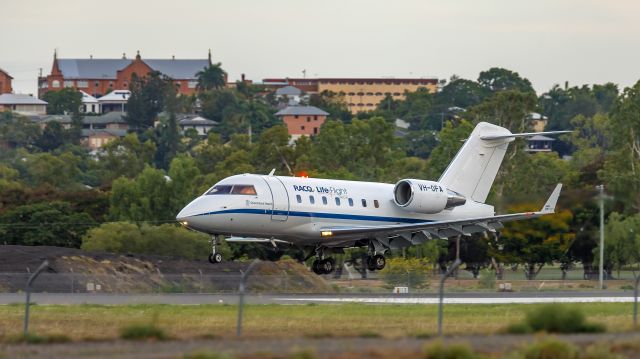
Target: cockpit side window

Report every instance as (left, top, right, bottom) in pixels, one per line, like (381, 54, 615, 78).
(206, 185, 257, 195)
(206, 185, 233, 195)
(231, 185, 257, 195)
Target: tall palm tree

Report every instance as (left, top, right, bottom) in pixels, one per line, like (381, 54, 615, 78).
(196, 63, 227, 91)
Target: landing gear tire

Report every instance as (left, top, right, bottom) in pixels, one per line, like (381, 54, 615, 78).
(373, 254, 386, 271)
(312, 258, 335, 275)
(366, 254, 386, 271)
(208, 253, 222, 264)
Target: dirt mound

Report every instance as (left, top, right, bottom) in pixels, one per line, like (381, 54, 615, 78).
(0, 245, 332, 294)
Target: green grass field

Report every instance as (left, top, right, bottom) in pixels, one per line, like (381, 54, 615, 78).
(0, 302, 635, 341)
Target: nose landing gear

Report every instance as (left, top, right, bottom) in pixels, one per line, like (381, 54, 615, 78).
(208, 235, 222, 264)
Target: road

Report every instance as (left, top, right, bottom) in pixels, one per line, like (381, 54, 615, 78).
(0, 291, 637, 305)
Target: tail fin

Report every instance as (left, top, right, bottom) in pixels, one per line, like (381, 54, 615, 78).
(438, 122, 569, 203)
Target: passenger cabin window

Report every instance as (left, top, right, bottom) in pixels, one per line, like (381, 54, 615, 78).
(335, 198, 341, 206)
(296, 194, 302, 203)
(374, 200, 380, 208)
(361, 199, 367, 207)
(348, 198, 354, 207)
(322, 196, 328, 205)
(309, 195, 315, 204)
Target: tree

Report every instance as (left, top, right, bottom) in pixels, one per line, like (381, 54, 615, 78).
(308, 91, 352, 123)
(436, 76, 490, 110)
(81, 222, 230, 260)
(126, 71, 174, 129)
(492, 205, 574, 280)
(97, 133, 157, 184)
(597, 212, 640, 278)
(21, 152, 82, 189)
(0, 112, 41, 149)
(36, 121, 66, 151)
(108, 166, 173, 222)
(42, 88, 82, 115)
(0, 201, 95, 248)
(425, 120, 474, 179)
(477, 67, 535, 94)
(600, 80, 640, 211)
(196, 63, 227, 91)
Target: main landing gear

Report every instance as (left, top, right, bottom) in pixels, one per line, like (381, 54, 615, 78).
(208, 235, 223, 264)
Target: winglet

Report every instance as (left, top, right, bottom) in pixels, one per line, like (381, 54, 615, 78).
(268, 168, 276, 176)
(540, 183, 562, 214)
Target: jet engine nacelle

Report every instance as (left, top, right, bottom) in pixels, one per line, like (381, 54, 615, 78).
(393, 179, 466, 214)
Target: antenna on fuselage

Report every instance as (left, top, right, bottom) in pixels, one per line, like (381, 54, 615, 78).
(268, 168, 276, 176)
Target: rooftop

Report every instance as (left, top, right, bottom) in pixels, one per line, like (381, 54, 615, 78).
(56, 58, 209, 80)
(98, 90, 131, 102)
(178, 115, 217, 126)
(275, 86, 302, 96)
(0, 94, 47, 105)
(275, 106, 329, 117)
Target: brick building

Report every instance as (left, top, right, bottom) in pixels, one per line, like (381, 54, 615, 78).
(275, 105, 329, 142)
(0, 68, 13, 94)
(263, 77, 438, 113)
(38, 51, 214, 98)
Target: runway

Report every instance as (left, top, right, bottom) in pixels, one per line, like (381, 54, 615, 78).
(0, 291, 637, 305)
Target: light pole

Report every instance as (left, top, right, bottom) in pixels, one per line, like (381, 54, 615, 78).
(596, 185, 605, 290)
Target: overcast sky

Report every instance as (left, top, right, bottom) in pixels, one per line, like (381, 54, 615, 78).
(2, 0, 639, 96)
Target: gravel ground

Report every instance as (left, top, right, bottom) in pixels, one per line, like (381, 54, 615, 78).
(2, 333, 640, 359)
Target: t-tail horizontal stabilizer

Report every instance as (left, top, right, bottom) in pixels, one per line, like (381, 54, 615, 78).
(480, 130, 572, 141)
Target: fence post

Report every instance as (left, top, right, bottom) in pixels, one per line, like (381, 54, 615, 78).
(24, 260, 49, 336)
(438, 258, 462, 336)
(634, 274, 640, 329)
(237, 259, 260, 337)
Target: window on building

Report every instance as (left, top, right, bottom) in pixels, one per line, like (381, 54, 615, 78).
(374, 200, 380, 208)
(357, 92, 364, 96)
(301, 125, 305, 130)
(393, 92, 401, 96)
(348, 198, 354, 206)
(357, 103, 364, 107)
(307, 117, 311, 122)
(64, 80, 74, 88)
(294, 115, 299, 119)
(322, 196, 328, 205)
(313, 127, 318, 135)
(314, 116, 318, 121)
(366, 103, 373, 107)
(366, 92, 373, 96)
(361, 199, 367, 207)
(109, 82, 114, 88)
(52, 80, 61, 88)
(296, 194, 302, 203)
(309, 195, 315, 204)
(335, 198, 341, 206)
(348, 92, 355, 96)
(94, 81, 100, 87)
(375, 92, 382, 96)
(188, 81, 198, 89)
(77, 80, 88, 87)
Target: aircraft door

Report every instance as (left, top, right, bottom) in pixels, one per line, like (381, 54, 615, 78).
(262, 176, 290, 221)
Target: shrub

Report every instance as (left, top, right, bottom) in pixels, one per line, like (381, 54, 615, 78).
(583, 343, 627, 359)
(423, 340, 479, 359)
(520, 338, 577, 359)
(290, 348, 317, 359)
(184, 352, 233, 359)
(8, 333, 71, 344)
(120, 323, 167, 341)
(506, 304, 606, 334)
(381, 257, 431, 289)
(477, 269, 496, 289)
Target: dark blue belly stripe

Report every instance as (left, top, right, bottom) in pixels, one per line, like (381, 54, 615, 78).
(191, 208, 429, 224)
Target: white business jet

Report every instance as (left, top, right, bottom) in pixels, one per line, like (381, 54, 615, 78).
(177, 122, 569, 274)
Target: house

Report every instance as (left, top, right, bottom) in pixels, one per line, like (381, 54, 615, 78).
(263, 77, 438, 113)
(38, 50, 216, 98)
(80, 91, 100, 113)
(526, 134, 555, 153)
(275, 105, 329, 142)
(178, 115, 217, 136)
(275, 85, 303, 105)
(97, 90, 131, 113)
(35, 114, 73, 129)
(81, 129, 128, 150)
(0, 94, 48, 115)
(528, 112, 548, 132)
(83, 112, 128, 130)
(0, 68, 12, 94)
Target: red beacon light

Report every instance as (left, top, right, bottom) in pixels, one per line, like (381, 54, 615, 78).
(296, 170, 309, 178)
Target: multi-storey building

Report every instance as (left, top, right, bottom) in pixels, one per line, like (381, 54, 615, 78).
(263, 77, 438, 113)
(38, 51, 214, 98)
(0, 68, 13, 94)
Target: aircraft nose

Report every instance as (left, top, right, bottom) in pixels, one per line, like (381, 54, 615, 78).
(175, 196, 210, 223)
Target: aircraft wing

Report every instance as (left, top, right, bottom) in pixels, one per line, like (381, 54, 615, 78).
(320, 184, 562, 241)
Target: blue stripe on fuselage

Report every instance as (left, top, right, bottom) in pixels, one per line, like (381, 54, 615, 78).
(191, 208, 430, 224)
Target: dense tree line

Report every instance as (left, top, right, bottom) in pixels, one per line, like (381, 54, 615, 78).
(2, 64, 640, 279)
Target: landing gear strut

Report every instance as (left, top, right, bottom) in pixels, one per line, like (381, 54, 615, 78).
(311, 246, 335, 275)
(208, 235, 222, 264)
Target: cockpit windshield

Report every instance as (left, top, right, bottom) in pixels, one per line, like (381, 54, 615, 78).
(206, 184, 257, 195)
